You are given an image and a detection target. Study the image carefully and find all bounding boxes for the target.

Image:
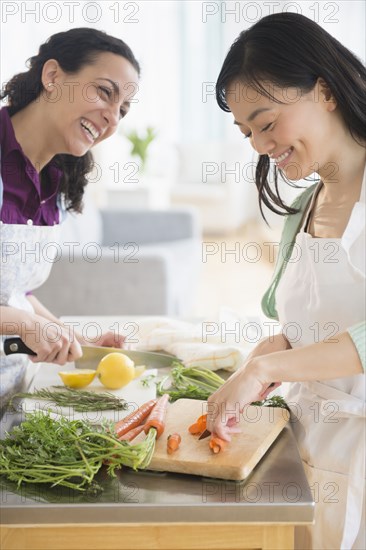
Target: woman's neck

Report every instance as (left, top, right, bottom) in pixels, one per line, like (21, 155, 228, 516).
(10, 102, 55, 173)
(318, 133, 366, 203)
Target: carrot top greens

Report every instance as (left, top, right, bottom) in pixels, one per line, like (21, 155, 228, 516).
(0, 411, 156, 492)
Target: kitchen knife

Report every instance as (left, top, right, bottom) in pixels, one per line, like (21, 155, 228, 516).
(3, 337, 177, 369)
(198, 429, 211, 440)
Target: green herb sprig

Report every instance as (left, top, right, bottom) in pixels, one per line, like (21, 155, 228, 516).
(157, 362, 225, 401)
(9, 387, 128, 413)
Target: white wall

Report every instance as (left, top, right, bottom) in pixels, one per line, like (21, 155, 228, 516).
(1, 0, 365, 215)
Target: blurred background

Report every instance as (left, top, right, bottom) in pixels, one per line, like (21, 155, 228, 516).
(1, 1, 365, 322)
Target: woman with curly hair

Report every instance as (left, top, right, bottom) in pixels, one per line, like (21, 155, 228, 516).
(0, 28, 139, 404)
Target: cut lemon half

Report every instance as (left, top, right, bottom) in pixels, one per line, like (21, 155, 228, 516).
(134, 365, 146, 379)
(58, 370, 96, 389)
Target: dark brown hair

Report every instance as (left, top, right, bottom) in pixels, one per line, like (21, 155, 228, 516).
(216, 12, 366, 221)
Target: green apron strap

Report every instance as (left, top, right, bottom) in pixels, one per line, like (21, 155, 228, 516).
(261, 183, 318, 320)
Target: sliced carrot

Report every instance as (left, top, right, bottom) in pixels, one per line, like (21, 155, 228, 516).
(188, 413, 207, 435)
(118, 424, 145, 442)
(114, 399, 157, 438)
(143, 393, 169, 439)
(188, 422, 201, 435)
(209, 433, 227, 454)
(167, 433, 181, 454)
(196, 414, 207, 432)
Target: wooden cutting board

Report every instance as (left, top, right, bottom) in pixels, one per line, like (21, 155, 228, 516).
(147, 399, 289, 481)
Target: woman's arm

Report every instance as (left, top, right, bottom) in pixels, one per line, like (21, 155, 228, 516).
(207, 331, 363, 439)
(255, 331, 363, 385)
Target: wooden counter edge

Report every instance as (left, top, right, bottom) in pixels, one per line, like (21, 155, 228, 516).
(1, 522, 296, 550)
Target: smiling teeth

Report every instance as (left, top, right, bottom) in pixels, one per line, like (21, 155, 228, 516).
(81, 118, 99, 140)
(274, 147, 293, 163)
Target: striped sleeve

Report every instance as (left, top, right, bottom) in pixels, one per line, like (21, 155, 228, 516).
(347, 321, 366, 371)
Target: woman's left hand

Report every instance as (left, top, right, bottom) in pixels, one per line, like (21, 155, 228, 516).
(206, 358, 280, 441)
(77, 330, 126, 349)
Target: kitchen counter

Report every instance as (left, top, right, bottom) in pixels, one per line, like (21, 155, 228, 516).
(0, 316, 314, 549)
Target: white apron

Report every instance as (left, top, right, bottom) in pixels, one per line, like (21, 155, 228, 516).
(276, 169, 366, 550)
(0, 152, 64, 405)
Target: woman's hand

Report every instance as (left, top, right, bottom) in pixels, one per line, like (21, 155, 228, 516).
(205, 333, 290, 442)
(20, 312, 82, 365)
(206, 358, 274, 441)
(77, 330, 126, 349)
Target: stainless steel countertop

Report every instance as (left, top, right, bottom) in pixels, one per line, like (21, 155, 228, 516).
(0, 413, 314, 525)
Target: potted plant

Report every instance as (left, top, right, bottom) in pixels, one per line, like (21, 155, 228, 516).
(126, 126, 157, 173)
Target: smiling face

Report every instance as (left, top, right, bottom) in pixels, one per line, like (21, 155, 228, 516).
(42, 52, 139, 157)
(226, 79, 339, 181)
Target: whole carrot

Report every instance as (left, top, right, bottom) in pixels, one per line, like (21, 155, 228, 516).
(143, 393, 170, 438)
(114, 399, 157, 438)
(209, 433, 227, 454)
(167, 433, 181, 454)
(118, 424, 145, 442)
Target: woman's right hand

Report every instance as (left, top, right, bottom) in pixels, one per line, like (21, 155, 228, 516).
(20, 312, 83, 365)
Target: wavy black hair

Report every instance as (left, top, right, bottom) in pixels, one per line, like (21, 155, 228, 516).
(1, 28, 140, 213)
(216, 12, 366, 220)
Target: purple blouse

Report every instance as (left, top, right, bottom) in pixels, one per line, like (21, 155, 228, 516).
(0, 107, 62, 225)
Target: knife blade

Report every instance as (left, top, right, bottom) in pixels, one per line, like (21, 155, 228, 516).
(75, 345, 176, 369)
(3, 337, 177, 369)
(198, 429, 211, 440)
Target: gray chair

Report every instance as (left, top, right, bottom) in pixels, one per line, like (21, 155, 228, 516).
(34, 207, 202, 316)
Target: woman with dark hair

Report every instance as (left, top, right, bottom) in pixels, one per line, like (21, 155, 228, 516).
(208, 13, 365, 550)
(0, 28, 140, 404)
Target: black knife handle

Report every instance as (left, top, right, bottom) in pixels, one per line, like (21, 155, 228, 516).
(3, 337, 37, 356)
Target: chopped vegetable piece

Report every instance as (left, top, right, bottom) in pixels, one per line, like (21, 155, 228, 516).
(188, 414, 207, 436)
(167, 433, 181, 454)
(188, 422, 202, 435)
(143, 393, 169, 438)
(209, 434, 227, 454)
(114, 399, 157, 438)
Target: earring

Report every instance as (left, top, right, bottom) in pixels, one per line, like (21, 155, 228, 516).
(47, 83, 54, 88)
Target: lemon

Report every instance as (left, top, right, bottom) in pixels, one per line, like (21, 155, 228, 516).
(134, 365, 146, 379)
(58, 370, 96, 389)
(96, 352, 135, 390)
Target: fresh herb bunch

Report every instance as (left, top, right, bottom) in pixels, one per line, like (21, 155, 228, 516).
(159, 362, 288, 409)
(0, 411, 156, 492)
(157, 362, 225, 401)
(9, 387, 128, 413)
